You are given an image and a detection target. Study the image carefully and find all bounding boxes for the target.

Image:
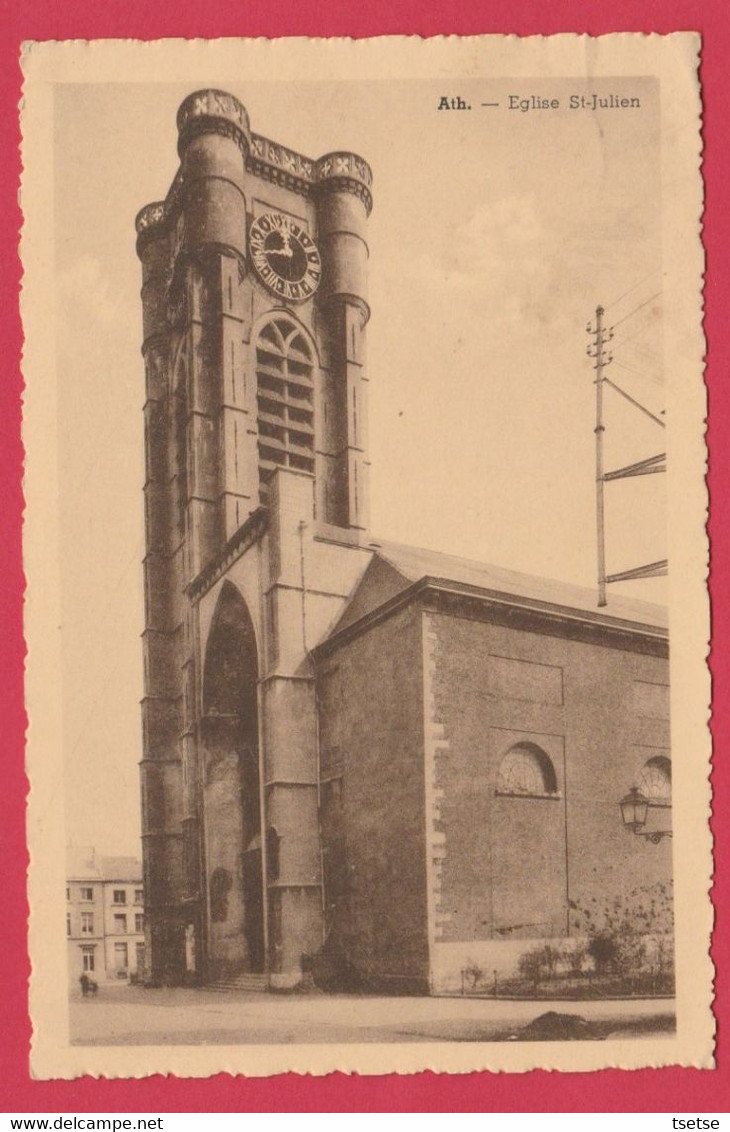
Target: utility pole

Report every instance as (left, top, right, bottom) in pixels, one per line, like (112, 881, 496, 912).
(587, 306, 613, 607)
(586, 299, 666, 608)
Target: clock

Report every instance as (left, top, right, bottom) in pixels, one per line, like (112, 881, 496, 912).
(249, 212, 321, 301)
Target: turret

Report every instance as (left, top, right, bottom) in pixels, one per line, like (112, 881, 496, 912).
(315, 153, 372, 532)
(177, 89, 249, 260)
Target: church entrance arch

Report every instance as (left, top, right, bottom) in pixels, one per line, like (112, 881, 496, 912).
(202, 582, 265, 978)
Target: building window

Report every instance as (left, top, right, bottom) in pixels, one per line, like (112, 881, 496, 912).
(255, 318, 315, 501)
(114, 942, 128, 971)
(113, 913, 127, 934)
(80, 887, 93, 902)
(66, 913, 71, 937)
(496, 742, 559, 797)
(81, 946, 95, 973)
(113, 889, 127, 905)
(266, 827, 281, 884)
(81, 912, 94, 935)
(135, 914, 144, 933)
(637, 755, 671, 803)
(136, 942, 145, 970)
(66, 887, 70, 902)
(134, 888, 143, 905)
(492, 742, 566, 938)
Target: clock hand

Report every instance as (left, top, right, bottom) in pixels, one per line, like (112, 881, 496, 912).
(268, 243, 294, 258)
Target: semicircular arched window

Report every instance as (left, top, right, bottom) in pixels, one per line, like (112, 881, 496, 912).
(637, 755, 671, 803)
(496, 742, 559, 797)
(255, 317, 315, 502)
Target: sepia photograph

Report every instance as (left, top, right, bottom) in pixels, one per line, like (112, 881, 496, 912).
(21, 34, 709, 1078)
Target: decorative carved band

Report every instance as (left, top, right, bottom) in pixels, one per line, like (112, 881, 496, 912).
(315, 151, 373, 188)
(179, 115, 250, 159)
(313, 175, 373, 215)
(136, 200, 169, 234)
(246, 138, 373, 212)
(250, 133, 314, 181)
(177, 89, 251, 142)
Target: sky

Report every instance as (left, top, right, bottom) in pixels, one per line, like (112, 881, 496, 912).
(54, 74, 666, 857)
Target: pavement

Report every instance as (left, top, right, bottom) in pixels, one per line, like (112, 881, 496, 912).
(69, 984, 676, 1046)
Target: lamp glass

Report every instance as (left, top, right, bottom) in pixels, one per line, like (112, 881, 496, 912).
(620, 787, 649, 831)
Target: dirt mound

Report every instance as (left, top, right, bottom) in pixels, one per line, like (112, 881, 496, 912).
(520, 1011, 591, 1041)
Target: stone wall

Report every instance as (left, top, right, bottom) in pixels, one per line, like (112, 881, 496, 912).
(424, 607, 671, 990)
(318, 603, 430, 992)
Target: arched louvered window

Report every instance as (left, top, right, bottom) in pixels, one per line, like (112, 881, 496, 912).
(637, 755, 671, 803)
(255, 318, 315, 501)
(496, 742, 558, 797)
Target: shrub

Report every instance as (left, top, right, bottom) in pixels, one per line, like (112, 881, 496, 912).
(572, 882, 673, 982)
(462, 961, 485, 989)
(588, 931, 619, 973)
(561, 943, 588, 977)
(517, 944, 561, 987)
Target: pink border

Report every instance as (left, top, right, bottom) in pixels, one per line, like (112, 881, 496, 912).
(2, 0, 727, 1112)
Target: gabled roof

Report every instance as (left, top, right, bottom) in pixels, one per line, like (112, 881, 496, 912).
(323, 537, 667, 648)
(66, 846, 142, 883)
(330, 553, 414, 635)
(98, 856, 143, 882)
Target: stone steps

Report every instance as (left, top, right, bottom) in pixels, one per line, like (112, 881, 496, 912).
(207, 973, 269, 993)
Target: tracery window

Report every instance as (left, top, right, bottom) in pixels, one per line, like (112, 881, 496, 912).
(256, 318, 315, 501)
(496, 742, 558, 797)
(637, 755, 671, 803)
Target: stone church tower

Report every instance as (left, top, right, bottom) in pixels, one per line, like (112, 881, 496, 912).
(136, 90, 375, 987)
(137, 89, 671, 996)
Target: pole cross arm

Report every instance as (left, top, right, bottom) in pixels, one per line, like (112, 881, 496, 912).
(603, 453, 667, 481)
(606, 559, 668, 584)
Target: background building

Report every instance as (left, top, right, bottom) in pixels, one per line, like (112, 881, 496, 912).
(67, 847, 145, 985)
(136, 90, 671, 993)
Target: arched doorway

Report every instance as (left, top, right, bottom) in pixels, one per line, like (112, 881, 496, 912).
(202, 582, 265, 977)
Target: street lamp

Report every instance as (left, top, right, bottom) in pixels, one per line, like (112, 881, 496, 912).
(619, 786, 672, 844)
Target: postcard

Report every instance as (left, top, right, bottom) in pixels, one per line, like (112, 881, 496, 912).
(21, 33, 710, 1078)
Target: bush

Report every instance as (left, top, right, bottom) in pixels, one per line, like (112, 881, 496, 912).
(572, 882, 673, 984)
(462, 961, 484, 990)
(588, 932, 619, 973)
(561, 944, 588, 977)
(517, 944, 561, 987)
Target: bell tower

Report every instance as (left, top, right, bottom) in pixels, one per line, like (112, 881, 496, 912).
(136, 90, 374, 986)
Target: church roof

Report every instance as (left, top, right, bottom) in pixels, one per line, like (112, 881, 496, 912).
(324, 537, 668, 645)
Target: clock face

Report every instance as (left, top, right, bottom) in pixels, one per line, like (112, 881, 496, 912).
(249, 212, 321, 301)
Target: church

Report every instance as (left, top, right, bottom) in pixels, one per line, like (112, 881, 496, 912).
(136, 89, 671, 993)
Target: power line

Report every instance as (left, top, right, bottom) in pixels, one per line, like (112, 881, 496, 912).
(613, 357, 664, 386)
(605, 267, 662, 312)
(611, 291, 662, 330)
(619, 340, 662, 364)
(612, 322, 657, 349)
(612, 358, 664, 387)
